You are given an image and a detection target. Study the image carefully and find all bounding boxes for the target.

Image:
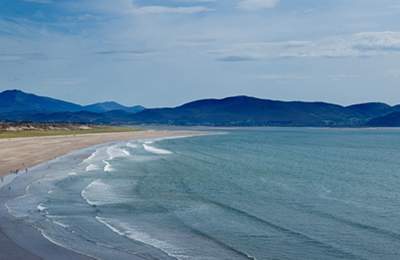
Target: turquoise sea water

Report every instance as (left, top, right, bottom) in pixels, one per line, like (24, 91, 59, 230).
(5, 128, 400, 259)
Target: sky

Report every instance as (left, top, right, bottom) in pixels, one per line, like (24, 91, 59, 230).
(1, 0, 400, 107)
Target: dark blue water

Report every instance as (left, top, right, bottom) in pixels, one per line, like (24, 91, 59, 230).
(6, 128, 400, 259)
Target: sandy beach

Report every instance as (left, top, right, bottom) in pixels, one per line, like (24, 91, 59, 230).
(0, 129, 203, 260)
(0, 130, 199, 177)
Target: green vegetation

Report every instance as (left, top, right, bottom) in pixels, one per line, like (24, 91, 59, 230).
(0, 124, 138, 139)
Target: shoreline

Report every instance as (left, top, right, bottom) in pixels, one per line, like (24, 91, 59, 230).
(0, 129, 202, 177)
(0, 129, 205, 260)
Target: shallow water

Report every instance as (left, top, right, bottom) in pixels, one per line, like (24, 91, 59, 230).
(5, 128, 400, 259)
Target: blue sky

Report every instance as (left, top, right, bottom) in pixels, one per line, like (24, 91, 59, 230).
(1, 0, 400, 107)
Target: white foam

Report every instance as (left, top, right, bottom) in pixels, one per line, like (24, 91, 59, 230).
(68, 172, 78, 176)
(46, 215, 70, 228)
(5, 199, 31, 218)
(81, 180, 105, 206)
(143, 144, 172, 155)
(37, 203, 47, 212)
(53, 220, 69, 228)
(126, 142, 138, 148)
(143, 133, 204, 144)
(103, 160, 114, 172)
(83, 149, 100, 164)
(96, 217, 125, 236)
(86, 164, 100, 172)
(5, 203, 16, 216)
(96, 217, 186, 260)
(40, 230, 67, 248)
(107, 146, 131, 160)
(320, 185, 332, 194)
(81, 179, 135, 206)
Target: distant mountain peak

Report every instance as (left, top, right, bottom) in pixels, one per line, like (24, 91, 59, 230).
(346, 102, 392, 118)
(3, 89, 22, 93)
(83, 101, 144, 113)
(2, 89, 27, 96)
(0, 89, 82, 113)
(0, 89, 144, 115)
(99, 101, 121, 105)
(347, 102, 391, 108)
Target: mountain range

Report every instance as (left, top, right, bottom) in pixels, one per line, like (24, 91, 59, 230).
(0, 89, 399, 127)
(0, 90, 144, 114)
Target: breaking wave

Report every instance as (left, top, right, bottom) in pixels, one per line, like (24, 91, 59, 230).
(143, 144, 172, 155)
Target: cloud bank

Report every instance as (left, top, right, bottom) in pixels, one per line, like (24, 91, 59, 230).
(214, 32, 400, 61)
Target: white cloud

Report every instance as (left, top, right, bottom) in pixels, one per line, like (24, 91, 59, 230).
(131, 5, 212, 15)
(0, 52, 47, 62)
(238, 0, 280, 11)
(213, 31, 400, 61)
(68, 0, 212, 15)
(353, 31, 400, 51)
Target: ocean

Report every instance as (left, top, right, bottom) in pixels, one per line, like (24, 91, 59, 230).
(4, 128, 400, 260)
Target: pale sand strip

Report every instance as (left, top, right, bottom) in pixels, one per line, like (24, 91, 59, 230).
(0, 130, 200, 177)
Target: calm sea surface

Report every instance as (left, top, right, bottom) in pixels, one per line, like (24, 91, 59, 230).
(5, 128, 400, 259)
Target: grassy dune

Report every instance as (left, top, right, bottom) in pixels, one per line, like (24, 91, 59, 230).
(0, 124, 138, 139)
